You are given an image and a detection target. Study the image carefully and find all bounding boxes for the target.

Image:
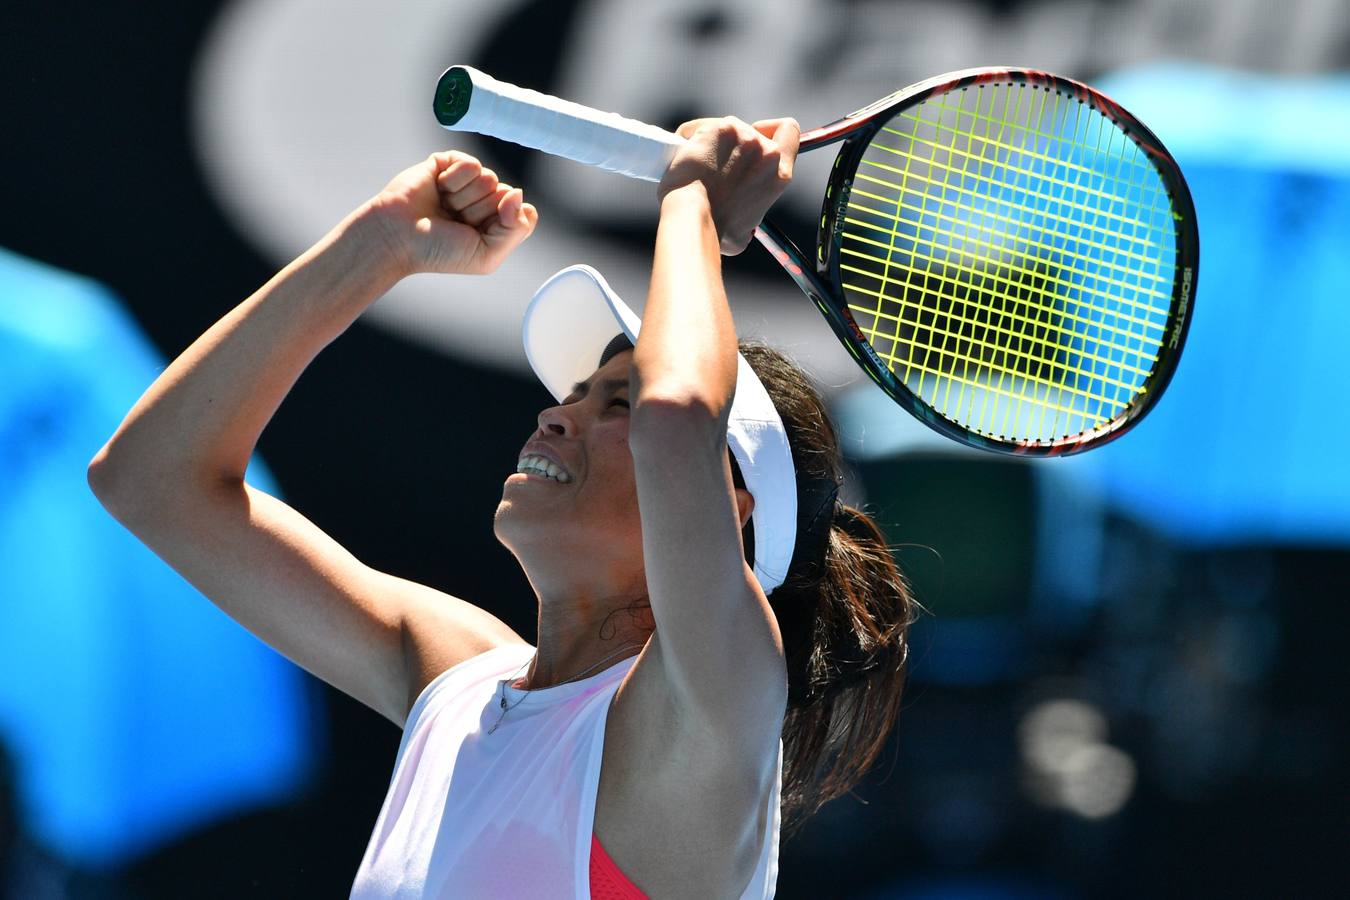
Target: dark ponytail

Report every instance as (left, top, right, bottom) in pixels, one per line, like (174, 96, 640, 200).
(737, 341, 923, 844)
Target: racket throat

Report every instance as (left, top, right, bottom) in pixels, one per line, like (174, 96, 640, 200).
(754, 221, 828, 302)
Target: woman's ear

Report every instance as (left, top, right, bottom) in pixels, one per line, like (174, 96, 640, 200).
(734, 488, 755, 530)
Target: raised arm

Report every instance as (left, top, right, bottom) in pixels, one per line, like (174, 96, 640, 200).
(628, 117, 799, 771)
(87, 152, 536, 726)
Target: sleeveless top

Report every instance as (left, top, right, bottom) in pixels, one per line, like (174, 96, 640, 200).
(350, 643, 782, 899)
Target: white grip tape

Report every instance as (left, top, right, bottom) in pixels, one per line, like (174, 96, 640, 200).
(447, 67, 685, 182)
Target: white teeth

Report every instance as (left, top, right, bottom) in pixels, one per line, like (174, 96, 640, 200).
(515, 454, 572, 483)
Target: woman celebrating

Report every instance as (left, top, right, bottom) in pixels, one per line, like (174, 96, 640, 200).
(89, 115, 918, 898)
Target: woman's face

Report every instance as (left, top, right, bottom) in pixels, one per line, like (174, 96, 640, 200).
(493, 349, 645, 583)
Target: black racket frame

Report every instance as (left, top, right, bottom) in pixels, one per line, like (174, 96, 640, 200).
(755, 67, 1199, 456)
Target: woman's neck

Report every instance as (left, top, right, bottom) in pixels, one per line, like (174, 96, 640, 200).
(524, 590, 653, 690)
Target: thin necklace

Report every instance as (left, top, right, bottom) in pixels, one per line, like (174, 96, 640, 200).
(488, 641, 645, 735)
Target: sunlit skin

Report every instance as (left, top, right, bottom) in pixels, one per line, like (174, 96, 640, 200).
(494, 348, 754, 692)
(87, 120, 795, 895)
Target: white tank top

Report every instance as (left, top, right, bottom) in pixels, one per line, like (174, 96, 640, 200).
(350, 643, 782, 899)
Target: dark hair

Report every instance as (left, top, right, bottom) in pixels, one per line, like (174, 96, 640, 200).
(599, 334, 921, 842)
(736, 341, 921, 844)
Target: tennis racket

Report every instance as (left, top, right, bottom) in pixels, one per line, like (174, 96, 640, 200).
(433, 65, 1198, 456)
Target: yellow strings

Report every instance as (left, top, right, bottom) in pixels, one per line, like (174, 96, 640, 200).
(841, 81, 1176, 440)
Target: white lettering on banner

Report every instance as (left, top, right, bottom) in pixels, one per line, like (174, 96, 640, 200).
(193, 0, 1347, 381)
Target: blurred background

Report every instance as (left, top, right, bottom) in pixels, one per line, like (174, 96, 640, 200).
(1, 0, 1347, 897)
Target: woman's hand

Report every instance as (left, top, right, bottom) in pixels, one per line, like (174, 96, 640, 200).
(363, 151, 539, 277)
(657, 117, 800, 255)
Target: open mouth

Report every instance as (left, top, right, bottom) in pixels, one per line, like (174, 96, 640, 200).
(515, 454, 573, 483)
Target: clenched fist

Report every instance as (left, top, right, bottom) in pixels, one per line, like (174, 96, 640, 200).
(365, 150, 539, 277)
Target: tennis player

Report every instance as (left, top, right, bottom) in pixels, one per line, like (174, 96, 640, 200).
(88, 116, 917, 898)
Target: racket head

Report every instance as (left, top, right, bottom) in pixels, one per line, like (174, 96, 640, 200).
(807, 67, 1199, 456)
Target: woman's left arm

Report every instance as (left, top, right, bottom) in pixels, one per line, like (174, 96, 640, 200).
(628, 117, 799, 771)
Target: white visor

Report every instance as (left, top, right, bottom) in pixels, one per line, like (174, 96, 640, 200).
(522, 264, 798, 595)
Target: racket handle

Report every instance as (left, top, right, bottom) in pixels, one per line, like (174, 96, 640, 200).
(433, 66, 684, 182)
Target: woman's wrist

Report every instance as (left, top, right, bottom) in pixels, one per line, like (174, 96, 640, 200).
(260, 204, 409, 331)
(659, 180, 712, 215)
(343, 198, 423, 284)
(658, 181, 719, 251)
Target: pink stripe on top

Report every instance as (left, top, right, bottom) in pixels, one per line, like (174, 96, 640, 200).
(589, 832, 648, 899)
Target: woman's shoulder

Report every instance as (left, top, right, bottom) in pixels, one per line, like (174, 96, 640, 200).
(395, 582, 533, 725)
(402, 638, 536, 729)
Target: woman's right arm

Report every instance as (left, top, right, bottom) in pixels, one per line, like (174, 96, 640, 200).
(87, 151, 537, 727)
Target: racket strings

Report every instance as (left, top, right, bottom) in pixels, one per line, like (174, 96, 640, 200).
(852, 158, 1173, 288)
(856, 89, 1113, 433)
(837, 80, 1178, 443)
(840, 190, 1168, 397)
(839, 193, 1166, 375)
(887, 105, 1163, 205)
(860, 103, 1175, 326)
(837, 275, 1151, 393)
(868, 130, 1167, 249)
(840, 200, 1166, 340)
